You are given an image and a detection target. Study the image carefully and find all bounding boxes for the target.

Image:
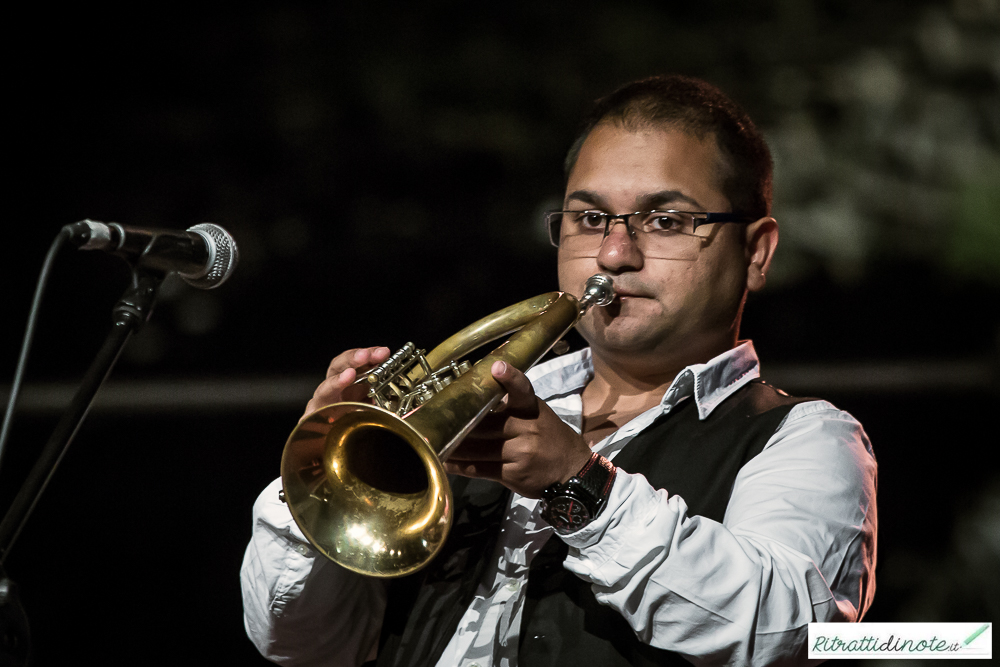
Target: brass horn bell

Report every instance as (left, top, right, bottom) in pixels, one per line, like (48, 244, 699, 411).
(280, 274, 615, 578)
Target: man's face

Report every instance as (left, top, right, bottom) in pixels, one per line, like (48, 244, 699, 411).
(558, 123, 751, 363)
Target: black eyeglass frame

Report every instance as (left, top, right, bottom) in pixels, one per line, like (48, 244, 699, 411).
(544, 209, 756, 248)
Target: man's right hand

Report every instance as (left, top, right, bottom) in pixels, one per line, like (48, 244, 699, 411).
(302, 346, 391, 419)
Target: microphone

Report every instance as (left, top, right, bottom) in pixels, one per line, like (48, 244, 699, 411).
(65, 220, 239, 289)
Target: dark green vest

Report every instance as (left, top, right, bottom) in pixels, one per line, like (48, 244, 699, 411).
(374, 380, 807, 667)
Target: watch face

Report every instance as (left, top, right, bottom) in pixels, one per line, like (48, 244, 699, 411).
(546, 495, 592, 534)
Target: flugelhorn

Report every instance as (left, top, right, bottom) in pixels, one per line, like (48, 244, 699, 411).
(280, 274, 615, 578)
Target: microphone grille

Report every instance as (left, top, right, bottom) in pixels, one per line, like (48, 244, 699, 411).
(185, 223, 239, 289)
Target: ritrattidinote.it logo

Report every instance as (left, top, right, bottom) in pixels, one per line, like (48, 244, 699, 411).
(808, 622, 992, 660)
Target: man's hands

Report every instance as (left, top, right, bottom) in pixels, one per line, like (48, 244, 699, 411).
(305, 351, 591, 499)
(303, 346, 391, 419)
(444, 360, 593, 498)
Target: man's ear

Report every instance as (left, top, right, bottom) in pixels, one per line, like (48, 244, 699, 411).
(745, 217, 778, 292)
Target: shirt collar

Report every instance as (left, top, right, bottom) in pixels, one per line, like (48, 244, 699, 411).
(527, 341, 760, 421)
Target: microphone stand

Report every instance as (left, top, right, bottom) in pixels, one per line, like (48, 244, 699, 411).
(0, 267, 164, 666)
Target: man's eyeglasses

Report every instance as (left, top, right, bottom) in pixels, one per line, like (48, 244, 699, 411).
(544, 210, 755, 258)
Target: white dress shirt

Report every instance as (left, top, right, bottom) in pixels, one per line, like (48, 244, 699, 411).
(241, 342, 877, 666)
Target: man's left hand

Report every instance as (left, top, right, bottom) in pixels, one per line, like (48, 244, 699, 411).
(443, 360, 593, 498)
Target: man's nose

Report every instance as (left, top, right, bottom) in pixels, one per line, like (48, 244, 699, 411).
(597, 218, 643, 271)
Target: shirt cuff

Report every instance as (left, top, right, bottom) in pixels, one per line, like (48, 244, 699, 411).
(559, 472, 658, 558)
(558, 471, 688, 588)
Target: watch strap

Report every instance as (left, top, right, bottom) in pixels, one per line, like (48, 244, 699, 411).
(573, 452, 616, 504)
(542, 452, 617, 514)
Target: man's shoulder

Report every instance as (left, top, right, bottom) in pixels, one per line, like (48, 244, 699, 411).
(757, 390, 874, 461)
(742, 378, 812, 410)
(731, 379, 872, 454)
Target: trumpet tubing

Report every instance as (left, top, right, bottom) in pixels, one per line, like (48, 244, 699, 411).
(280, 274, 615, 577)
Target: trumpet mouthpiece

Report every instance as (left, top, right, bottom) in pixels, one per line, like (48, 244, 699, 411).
(581, 273, 616, 308)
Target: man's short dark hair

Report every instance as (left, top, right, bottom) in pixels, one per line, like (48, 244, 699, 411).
(565, 75, 773, 220)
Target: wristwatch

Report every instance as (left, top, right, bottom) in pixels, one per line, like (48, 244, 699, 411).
(540, 453, 617, 535)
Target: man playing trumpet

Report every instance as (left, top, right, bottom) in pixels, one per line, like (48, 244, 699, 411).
(241, 75, 877, 666)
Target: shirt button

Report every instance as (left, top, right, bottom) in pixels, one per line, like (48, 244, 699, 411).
(504, 580, 520, 592)
(295, 544, 310, 556)
(469, 663, 481, 667)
